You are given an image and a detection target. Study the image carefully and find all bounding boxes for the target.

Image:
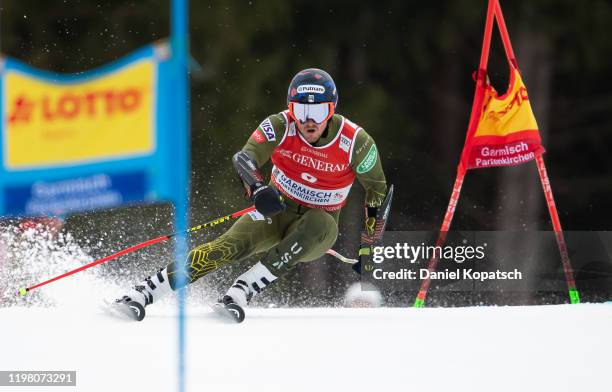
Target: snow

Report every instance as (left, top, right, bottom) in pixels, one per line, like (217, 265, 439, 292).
(1, 303, 610, 392)
(1, 224, 610, 391)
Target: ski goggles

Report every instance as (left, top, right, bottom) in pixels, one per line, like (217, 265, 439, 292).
(288, 102, 334, 124)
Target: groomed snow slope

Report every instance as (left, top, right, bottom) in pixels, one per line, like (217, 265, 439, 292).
(1, 304, 610, 392)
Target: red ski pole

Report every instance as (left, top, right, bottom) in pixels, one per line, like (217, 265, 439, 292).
(17, 206, 256, 297)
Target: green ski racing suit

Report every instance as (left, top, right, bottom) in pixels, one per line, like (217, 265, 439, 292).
(166, 112, 387, 290)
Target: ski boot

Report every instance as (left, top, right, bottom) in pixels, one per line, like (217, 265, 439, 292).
(110, 267, 172, 321)
(213, 261, 278, 323)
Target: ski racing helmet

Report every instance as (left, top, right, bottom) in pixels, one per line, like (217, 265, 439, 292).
(287, 68, 338, 124)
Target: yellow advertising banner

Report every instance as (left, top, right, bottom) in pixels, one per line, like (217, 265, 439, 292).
(463, 67, 544, 169)
(4, 59, 155, 169)
(474, 68, 539, 139)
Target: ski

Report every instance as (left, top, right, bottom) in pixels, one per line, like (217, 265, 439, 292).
(102, 298, 146, 322)
(211, 302, 245, 323)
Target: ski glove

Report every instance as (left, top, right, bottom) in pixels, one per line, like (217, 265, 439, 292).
(252, 185, 286, 218)
(351, 211, 379, 274)
(361, 207, 385, 244)
(353, 185, 394, 275)
(232, 150, 285, 218)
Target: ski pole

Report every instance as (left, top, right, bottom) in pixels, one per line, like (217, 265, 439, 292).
(17, 206, 256, 297)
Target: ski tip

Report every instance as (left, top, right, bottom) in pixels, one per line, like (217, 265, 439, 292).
(212, 302, 245, 323)
(225, 303, 246, 323)
(104, 299, 146, 322)
(17, 288, 27, 297)
(129, 302, 146, 321)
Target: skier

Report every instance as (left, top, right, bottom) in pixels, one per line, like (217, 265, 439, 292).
(113, 68, 388, 322)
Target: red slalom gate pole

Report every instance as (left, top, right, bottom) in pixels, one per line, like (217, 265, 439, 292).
(413, 172, 465, 307)
(17, 206, 256, 297)
(535, 154, 580, 304)
(412, 0, 495, 308)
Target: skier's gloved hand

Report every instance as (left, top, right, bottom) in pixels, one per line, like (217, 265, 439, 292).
(354, 185, 394, 275)
(232, 150, 284, 217)
(365, 216, 376, 237)
(252, 185, 285, 218)
(361, 207, 384, 244)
